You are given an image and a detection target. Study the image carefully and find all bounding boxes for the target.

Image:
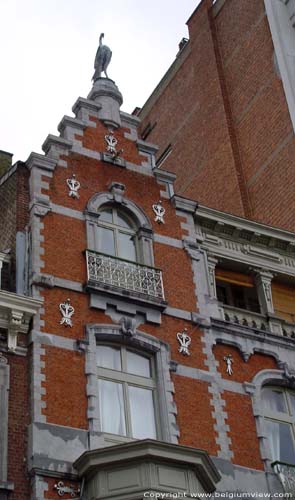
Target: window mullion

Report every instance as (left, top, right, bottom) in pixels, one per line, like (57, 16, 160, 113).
(124, 382, 132, 437)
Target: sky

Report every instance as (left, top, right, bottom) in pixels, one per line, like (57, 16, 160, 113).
(0, 0, 200, 163)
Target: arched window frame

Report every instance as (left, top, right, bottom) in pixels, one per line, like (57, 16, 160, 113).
(261, 385, 295, 464)
(245, 369, 295, 469)
(85, 183, 154, 267)
(84, 323, 179, 448)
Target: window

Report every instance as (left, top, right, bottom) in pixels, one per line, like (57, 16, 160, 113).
(96, 206, 137, 262)
(216, 281, 260, 313)
(262, 387, 295, 464)
(215, 268, 260, 313)
(96, 345, 157, 439)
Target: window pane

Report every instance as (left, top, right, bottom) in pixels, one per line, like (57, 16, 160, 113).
(117, 232, 136, 261)
(96, 346, 121, 371)
(262, 388, 287, 413)
(117, 211, 133, 229)
(98, 379, 126, 436)
(99, 208, 113, 223)
(126, 351, 151, 377)
(265, 420, 295, 463)
(97, 227, 115, 256)
(129, 386, 156, 439)
(289, 393, 295, 415)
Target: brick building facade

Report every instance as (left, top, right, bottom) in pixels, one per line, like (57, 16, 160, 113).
(0, 0, 295, 498)
(139, 0, 295, 232)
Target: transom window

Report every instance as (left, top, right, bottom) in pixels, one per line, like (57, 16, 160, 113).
(262, 386, 295, 464)
(96, 207, 137, 262)
(96, 345, 157, 439)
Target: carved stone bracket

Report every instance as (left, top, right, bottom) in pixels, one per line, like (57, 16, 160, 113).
(8, 310, 24, 351)
(282, 363, 295, 387)
(119, 316, 137, 337)
(108, 182, 126, 203)
(0, 352, 8, 364)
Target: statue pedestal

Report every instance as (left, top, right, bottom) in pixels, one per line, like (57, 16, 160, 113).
(88, 78, 123, 129)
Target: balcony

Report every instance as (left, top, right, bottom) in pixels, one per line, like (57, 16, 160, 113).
(272, 462, 295, 495)
(219, 305, 295, 339)
(86, 250, 166, 307)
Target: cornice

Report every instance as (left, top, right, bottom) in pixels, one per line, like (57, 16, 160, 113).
(42, 135, 72, 155)
(26, 152, 57, 172)
(196, 204, 295, 246)
(172, 194, 198, 213)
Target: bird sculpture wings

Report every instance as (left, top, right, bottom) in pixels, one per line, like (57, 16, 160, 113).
(93, 33, 112, 80)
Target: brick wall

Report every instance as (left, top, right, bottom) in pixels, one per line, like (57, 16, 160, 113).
(7, 354, 30, 500)
(139, 0, 295, 231)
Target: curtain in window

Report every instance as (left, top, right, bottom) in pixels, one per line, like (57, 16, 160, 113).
(98, 379, 126, 436)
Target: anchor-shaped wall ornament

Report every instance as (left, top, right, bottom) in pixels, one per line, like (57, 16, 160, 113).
(59, 299, 75, 327)
(152, 200, 165, 224)
(105, 133, 118, 155)
(66, 174, 80, 199)
(177, 328, 191, 356)
(224, 354, 233, 376)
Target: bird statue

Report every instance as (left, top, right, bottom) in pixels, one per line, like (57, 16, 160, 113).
(92, 33, 112, 81)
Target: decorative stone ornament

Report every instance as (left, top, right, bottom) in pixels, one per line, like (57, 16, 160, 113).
(66, 174, 80, 199)
(54, 481, 81, 497)
(0, 352, 8, 364)
(177, 328, 191, 356)
(152, 200, 165, 224)
(59, 299, 75, 327)
(120, 316, 136, 337)
(224, 355, 233, 376)
(105, 133, 118, 154)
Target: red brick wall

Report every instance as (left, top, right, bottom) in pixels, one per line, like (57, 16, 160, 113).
(213, 344, 277, 469)
(7, 355, 30, 500)
(42, 345, 87, 428)
(173, 375, 219, 455)
(224, 391, 263, 470)
(139, 0, 295, 231)
(213, 344, 277, 383)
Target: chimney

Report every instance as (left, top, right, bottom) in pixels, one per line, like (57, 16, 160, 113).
(0, 150, 13, 177)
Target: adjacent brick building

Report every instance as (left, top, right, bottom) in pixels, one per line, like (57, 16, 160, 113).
(139, 0, 295, 232)
(0, 1, 295, 498)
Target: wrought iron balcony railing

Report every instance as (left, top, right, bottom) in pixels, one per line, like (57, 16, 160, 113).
(86, 250, 165, 302)
(272, 461, 295, 494)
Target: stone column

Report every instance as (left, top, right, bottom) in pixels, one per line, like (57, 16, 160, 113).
(254, 269, 274, 315)
(207, 255, 219, 299)
(254, 269, 282, 335)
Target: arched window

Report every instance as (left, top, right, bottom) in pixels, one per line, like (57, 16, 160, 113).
(96, 344, 157, 439)
(262, 386, 295, 464)
(96, 206, 137, 262)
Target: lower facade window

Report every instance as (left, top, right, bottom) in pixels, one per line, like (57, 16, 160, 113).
(97, 345, 157, 439)
(262, 386, 295, 464)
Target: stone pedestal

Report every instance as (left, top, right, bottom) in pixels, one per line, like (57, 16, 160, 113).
(88, 78, 123, 129)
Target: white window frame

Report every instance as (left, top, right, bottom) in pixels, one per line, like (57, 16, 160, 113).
(85, 324, 179, 448)
(94, 206, 138, 263)
(96, 344, 159, 440)
(86, 189, 155, 267)
(262, 386, 295, 464)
